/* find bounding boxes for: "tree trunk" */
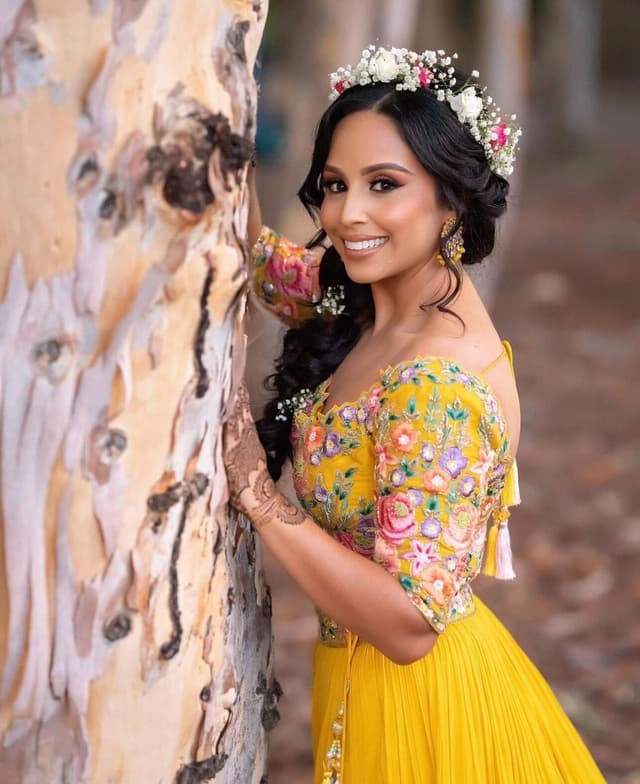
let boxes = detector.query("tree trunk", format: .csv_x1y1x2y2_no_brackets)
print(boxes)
0,2,274,782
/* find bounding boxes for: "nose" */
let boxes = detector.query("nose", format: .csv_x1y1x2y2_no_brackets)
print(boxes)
339,185,368,226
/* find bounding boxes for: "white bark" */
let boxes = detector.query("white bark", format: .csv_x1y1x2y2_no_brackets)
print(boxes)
0,2,273,782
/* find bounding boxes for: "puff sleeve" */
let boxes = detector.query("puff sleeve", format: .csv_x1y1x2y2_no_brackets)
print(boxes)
251,226,323,327
371,363,515,633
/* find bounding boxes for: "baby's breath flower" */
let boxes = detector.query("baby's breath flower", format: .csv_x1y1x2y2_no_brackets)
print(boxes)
315,285,346,317
275,388,313,421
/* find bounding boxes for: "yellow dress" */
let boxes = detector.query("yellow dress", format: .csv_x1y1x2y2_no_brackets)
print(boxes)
253,227,606,783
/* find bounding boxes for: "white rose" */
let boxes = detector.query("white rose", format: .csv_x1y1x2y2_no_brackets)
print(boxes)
447,86,483,123
370,51,399,82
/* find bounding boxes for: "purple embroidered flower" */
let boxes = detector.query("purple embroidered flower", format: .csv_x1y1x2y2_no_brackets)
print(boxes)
356,406,368,423
313,485,329,503
444,554,458,572
310,451,323,466
485,396,499,416
421,518,442,539
339,405,357,423
420,444,435,462
355,517,375,536
439,447,468,478
323,431,341,457
455,372,473,387
458,475,476,497
406,487,424,508
399,367,416,382
391,468,406,487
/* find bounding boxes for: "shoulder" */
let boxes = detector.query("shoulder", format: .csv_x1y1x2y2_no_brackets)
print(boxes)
373,357,508,450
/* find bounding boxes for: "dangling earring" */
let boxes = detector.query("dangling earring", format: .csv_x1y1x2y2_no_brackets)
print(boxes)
436,217,465,266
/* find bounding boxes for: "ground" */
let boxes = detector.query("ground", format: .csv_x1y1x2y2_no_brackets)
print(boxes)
263,90,640,783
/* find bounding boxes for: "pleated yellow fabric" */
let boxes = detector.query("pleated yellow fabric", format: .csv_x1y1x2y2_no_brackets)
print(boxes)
312,597,606,783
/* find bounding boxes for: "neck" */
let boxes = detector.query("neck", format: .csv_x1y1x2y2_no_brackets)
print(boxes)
368,260,465,338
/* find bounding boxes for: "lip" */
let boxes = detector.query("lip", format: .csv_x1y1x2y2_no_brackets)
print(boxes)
341,235,389,257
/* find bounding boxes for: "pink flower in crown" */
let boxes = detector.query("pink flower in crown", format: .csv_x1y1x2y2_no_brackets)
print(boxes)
490,122,509,152
418,68,434,87
266,252,316,299
334,79,352,94
378,492,415,542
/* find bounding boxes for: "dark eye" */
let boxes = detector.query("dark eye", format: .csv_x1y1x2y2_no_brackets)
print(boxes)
320,178,345,194
371,177,398,192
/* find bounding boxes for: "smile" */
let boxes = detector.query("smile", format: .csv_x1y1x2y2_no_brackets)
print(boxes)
343,237,388,251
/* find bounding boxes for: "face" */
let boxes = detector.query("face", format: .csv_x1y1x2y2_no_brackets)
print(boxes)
319,110,453,286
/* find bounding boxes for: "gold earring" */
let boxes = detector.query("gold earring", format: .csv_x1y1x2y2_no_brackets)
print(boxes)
436,217,465,266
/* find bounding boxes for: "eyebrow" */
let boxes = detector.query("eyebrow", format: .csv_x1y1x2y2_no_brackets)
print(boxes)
323,162,413,176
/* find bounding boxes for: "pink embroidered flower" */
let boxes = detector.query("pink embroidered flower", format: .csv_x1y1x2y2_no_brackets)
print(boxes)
470,449,497,483
335,530,375,557
275,301,298,322
375,442,398,473
374,536,400,571
366,386,384,414
489,122,509,152
418,68,434,87
422,467,451,494
378,493,415,542
405,539,439,576
422,565,455,606
266,252,316,299
390,422,418,453
305,425,325,453
443,503,479,552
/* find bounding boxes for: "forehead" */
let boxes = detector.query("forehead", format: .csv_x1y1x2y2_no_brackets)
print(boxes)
326,110,418,168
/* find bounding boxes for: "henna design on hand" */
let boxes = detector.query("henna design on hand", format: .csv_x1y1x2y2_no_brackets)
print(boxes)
223,383,305,529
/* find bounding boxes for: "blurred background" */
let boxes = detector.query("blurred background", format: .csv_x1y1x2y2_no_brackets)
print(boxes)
246,1,640,781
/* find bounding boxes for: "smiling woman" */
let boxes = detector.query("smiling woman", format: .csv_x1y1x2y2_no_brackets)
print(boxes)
226,45,606,784
319,112,451,288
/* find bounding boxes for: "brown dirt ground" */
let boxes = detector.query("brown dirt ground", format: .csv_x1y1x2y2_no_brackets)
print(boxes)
263,90,640,784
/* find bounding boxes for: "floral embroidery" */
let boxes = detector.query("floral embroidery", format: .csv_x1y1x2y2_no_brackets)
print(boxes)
422,467,451,493
390,422,419,452
252,226,322,326
378,492,416,542
281,349,517,641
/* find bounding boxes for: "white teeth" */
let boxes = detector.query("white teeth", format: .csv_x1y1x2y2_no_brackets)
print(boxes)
344,237,387,251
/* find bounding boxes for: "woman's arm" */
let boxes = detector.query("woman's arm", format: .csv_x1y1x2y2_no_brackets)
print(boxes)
247,163,263,251
223,385,437,665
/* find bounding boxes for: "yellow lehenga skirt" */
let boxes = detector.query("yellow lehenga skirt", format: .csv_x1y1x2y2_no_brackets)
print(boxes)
311,597,605,783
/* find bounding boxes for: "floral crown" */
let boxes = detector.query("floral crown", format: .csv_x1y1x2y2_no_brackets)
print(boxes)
329,46,522,177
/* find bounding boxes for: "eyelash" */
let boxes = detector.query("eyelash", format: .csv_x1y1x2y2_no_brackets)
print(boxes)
320,176,399,194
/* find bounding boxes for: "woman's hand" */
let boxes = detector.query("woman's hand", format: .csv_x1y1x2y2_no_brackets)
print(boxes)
223,383,305,529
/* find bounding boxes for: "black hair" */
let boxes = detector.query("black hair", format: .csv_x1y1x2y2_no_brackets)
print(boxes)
257,75,510,479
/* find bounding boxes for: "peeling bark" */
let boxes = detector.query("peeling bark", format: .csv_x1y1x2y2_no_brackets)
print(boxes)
0,2,272,782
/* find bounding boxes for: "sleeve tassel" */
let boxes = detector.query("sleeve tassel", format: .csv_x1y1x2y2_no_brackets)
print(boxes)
495,520,516,580
483,510,516,580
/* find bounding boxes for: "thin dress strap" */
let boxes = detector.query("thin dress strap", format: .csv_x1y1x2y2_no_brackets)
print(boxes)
481,339,515,377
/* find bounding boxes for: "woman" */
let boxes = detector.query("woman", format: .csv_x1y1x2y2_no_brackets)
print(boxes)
224,47,605,783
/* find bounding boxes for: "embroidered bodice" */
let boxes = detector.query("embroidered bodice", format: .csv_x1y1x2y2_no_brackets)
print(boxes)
252,227,520,639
